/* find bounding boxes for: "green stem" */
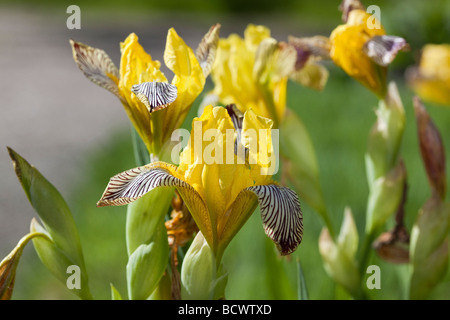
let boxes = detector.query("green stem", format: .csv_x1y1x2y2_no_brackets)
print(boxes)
150,113,163,157
358,229,376,281
319,206,336,240
260,84,280,129
352,230,378,300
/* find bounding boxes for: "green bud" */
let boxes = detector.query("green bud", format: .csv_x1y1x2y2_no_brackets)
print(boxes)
338,207,359,257
365,161,406,234
126,187,174,255
319,208,360,297
181,232,227,300
319,227,360,297
127,220,169,300
366,82,405,185
0,230,47,299
30,219,92,299
410,197,450,299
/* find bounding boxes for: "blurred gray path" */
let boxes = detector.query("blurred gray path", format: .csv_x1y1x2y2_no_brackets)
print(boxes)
0,5,317,250
0,7,128,248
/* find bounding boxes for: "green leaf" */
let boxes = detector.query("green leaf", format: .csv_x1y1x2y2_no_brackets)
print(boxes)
131,126,150,167
110,283,123,300
365,161,406,234
30,219,92,300
127,126,174,256
8,147,91,299
296,259,309,300
127,221,169,300
279,110,334,236
262,236,296,299
126,187,174,255
7,147,86,271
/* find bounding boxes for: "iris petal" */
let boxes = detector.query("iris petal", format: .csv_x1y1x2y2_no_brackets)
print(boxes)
70,40,120,98
247,184,303,255
96,161,215,249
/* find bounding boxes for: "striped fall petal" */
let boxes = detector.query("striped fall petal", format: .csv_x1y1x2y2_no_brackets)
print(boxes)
96,162,185,207
195,24,221,78
70,40,121,98
97,162,215,245
246,185,303,255
96,162,303,256
131,82,178,113
363,35,409,67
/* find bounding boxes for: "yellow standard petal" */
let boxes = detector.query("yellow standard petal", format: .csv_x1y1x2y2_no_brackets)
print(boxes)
162,28,206,143
212,24,291,126
241,108,275,183
118,33,168,152
244,24,271,53
177,106,255,218
409,44,450,106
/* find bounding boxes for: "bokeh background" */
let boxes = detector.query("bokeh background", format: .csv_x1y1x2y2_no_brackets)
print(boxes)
1,0,449,299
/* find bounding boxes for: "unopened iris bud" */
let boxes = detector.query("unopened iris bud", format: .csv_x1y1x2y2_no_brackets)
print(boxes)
181,232,227,300
0,230,48,299
365,82,405,185
366,161,406,235
413,97,446,200
410,197,450,299
319,208,360,297
126,221,169,300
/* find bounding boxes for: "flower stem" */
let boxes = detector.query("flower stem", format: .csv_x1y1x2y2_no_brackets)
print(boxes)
358,229,376,278
318,206,336,240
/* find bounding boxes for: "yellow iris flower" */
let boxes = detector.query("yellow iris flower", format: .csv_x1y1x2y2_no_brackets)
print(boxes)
330,9,387,97
71,25,220,158
211,24,329,128
211,25,294,127
96,105,303,261
329,0,409,99
407,44,450,106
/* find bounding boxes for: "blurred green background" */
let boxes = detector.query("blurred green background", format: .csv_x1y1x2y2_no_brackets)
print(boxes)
2,0,450,300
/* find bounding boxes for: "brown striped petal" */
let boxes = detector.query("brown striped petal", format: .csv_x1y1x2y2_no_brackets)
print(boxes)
288,35,332,63
247,184,303,255
363,35,409,67
70,40,121,98
97,162,182,207
196,24,221,78
97,162,215,249
131,81,178,113
338,0,365,22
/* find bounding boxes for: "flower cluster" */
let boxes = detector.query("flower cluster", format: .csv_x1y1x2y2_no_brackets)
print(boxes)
1,0,449,301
